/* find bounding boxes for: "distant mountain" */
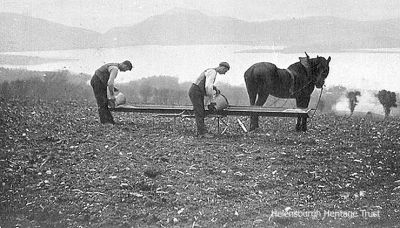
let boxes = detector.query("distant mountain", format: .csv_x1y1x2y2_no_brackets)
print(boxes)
280,17,400,52
2,9,400,52
0,13,101,52
101,8,250,46
102,8,400,51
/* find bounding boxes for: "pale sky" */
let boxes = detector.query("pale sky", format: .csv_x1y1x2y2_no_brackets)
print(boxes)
1,0,400,32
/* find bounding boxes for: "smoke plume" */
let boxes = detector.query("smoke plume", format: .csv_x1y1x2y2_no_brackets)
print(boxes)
346,91,361,116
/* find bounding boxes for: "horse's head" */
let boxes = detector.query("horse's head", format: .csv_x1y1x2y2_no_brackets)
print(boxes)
313,55,331,88
300,53,331,88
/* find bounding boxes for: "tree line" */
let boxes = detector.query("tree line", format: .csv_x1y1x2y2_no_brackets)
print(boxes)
1,67,397,116
0,69,92,102
0,68,251,106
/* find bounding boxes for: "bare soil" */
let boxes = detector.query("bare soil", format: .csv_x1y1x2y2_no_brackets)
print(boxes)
1,99,400,227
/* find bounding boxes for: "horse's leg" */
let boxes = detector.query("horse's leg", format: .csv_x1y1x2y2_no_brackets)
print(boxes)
295,97,302,131
249,115,258,131
296,96,310,132
249,106,259,131
301,115,308,132
245,76,259,131
247,86,257,106
295,116,302,132
251,91,269,130
255,92,269,106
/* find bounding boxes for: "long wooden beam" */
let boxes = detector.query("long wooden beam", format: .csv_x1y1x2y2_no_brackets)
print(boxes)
110,105,312,118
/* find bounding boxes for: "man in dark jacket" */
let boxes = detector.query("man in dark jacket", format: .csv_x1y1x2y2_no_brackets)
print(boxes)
188,62,230,137
90,60,133,124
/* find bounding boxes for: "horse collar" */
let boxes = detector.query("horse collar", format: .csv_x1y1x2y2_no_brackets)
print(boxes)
285,69,295,95
299,57,312,79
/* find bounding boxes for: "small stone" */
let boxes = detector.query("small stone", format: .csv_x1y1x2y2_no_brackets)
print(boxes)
120,183,129,188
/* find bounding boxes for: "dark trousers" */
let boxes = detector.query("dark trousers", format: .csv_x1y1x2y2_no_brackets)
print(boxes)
188,84,206,135
90,75,115,124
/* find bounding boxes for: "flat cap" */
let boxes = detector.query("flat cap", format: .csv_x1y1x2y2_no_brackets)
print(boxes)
122,60,133,71
219,62,230,70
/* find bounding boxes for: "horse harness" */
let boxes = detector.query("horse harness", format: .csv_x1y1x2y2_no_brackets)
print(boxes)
285,69,295,96
286,60,316,96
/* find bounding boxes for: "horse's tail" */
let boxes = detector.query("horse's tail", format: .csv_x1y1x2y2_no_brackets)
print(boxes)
244,64,260,106
244,65,254,82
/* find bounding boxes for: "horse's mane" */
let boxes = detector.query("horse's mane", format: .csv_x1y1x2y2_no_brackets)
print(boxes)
288,61,303,70
288,61,308,77
289,57,325,79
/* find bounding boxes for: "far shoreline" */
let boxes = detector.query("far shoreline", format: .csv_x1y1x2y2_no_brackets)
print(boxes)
0,54,77,65
235,48,400,54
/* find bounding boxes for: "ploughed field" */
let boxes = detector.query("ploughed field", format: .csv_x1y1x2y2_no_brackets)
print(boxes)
1,99,400,227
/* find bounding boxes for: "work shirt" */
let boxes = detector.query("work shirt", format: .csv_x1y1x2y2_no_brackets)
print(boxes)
94,63,120,86
194,68,217,97
95,63,120,98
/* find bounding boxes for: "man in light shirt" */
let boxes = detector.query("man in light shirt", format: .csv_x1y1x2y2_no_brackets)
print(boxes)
90,60,133,125
188,62,230,137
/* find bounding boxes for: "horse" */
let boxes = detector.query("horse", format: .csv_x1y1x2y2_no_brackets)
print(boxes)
244,52,331,131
